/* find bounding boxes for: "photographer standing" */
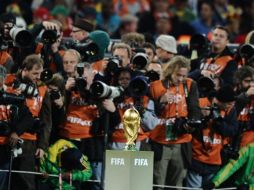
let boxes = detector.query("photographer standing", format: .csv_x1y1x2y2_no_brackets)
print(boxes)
185,85,239,188
45,73,66,144
59,63,119,190
5,54,52,190
149,56,201,190
234,66,254,147
189,26,237,85
0,64,40,190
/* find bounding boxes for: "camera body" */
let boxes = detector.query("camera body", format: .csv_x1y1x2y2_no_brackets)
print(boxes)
106,56,122,74
12,79,38,97
41,29,58,45
64,40,99,62
175,118,202,134
49,90,61,101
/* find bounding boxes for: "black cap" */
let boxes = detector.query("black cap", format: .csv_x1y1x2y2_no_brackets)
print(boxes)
73,18,95,32
61,148,88,171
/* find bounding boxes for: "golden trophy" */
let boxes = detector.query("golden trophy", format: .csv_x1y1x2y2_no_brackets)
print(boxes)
123,108,141,151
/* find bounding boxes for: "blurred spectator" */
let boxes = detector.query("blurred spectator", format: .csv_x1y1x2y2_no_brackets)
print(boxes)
169,0,196,23
154,13,172,38
32,7,51,26
238,0,254,43
96,0,121,35
111,14,138,39
121,32,145,48
113,0,150,16
138,0,171,36
191,0,217,36
51,5,72,37
6,3,27,27
213,0,237,26
225,8,242,43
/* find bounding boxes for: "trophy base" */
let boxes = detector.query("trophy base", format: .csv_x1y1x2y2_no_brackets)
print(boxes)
124,144,137,151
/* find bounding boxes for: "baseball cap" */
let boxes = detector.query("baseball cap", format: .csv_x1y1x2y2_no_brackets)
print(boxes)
155,35,177,54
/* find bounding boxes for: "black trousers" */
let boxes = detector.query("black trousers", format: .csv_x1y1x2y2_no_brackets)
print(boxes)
11,140,37,190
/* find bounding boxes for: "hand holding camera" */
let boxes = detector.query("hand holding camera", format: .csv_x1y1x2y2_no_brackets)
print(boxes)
102,99,116,113
65,77,75,91
245,86,254,97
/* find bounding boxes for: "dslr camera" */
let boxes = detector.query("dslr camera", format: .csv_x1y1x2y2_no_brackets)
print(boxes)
41,29,59,45
73,62,87,93
106,56,122,74
12,79,38,97
174,118,202,135
64,40,99,62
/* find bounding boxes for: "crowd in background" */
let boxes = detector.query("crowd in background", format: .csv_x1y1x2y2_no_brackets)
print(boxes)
1,0,254,190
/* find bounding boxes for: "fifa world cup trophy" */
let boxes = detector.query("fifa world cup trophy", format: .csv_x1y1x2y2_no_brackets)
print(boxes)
123,108,141,151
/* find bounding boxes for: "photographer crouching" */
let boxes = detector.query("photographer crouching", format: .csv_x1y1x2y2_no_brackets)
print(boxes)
4,54,51,190
185,85,239,188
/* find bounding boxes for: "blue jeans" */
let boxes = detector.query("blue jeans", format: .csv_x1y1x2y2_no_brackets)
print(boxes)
91,162,103,190
0,145,10,190
185,170,214,188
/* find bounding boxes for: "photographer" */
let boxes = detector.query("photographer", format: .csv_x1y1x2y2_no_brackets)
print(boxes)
62,49,80,83
0,15,14,73
59,63,120,190
234,66,254,147
112,43,132,68
149,56,201,190
0,65,37,190
109,68,159,150
45,73,66,144
5,54,52,190
39,20,65,74
185,85,239,188
189,26,237,85
0,16,59,72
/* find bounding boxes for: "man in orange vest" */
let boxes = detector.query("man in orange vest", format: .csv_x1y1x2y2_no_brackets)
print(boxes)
234,66,254,147
189,25,237,85
59,63,119,190
149,55,201,190
5,54,52,190
185,85,238,188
